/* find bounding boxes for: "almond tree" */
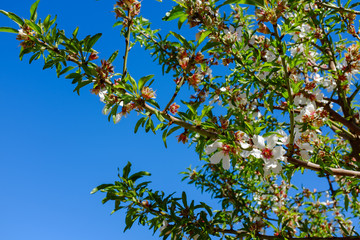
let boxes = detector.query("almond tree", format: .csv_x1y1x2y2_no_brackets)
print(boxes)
1,0,360,239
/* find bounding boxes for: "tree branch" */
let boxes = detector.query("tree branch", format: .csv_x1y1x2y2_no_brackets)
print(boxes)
316,1,360,15
122,10,132,78
288,157,360,177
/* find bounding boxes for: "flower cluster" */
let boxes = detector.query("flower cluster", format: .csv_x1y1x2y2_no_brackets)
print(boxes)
205,132,287,175
16,25,35,49
115,0,141,18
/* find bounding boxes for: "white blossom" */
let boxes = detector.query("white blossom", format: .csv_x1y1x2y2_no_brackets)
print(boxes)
290,43,304,57
113,113,122,124
251,135,286,175
98,88,107,103
264,49,276,62
205,141,231,170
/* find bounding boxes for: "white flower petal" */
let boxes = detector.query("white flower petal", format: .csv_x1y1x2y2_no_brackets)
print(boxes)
240,142,250,149
210,151,223,164
300,143,314,151
113,113,122,124
277,130,288,145
222,155,231,170
240,150,251,158
98,88,107,103
300,150,311,160
205,141,223,154
272,146,285,160
250,148,262,159
267,134,278,149
264,159,282,175
253,135,265,149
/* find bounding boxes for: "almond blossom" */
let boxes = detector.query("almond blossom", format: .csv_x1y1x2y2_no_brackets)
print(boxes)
205,140,231,170
98,88,107,102
251,135,286,175
294,102,327,127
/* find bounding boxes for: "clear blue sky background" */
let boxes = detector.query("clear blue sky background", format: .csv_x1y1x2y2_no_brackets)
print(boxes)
1,1,357,239
0,1,214,239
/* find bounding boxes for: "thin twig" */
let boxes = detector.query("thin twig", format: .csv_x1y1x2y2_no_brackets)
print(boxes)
273,23,295,156
122,10,132,78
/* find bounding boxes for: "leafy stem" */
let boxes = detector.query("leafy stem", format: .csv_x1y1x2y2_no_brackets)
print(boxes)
272,23,295,156
122,10,132,78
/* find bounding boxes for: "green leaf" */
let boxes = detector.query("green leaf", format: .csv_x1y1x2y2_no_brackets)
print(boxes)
43,15,50,29
0,10,24,26
65,72,82,79
170,31,191,49
200,202,213,216
146,99,160,109
128,75,137,93
90,184,113,194
43,59,58,70
154,122,166,131
162,129,168,148
154,110,165,122
19,46,34,60
0,27,18,33
200,105,213,119
128,171,151,182
162,5,185,21
30,0,40,21
182,101,197,115
108,50,119,63
113,21,123,28
197,30,211,45
123,162,132,179
345,194,349,211
138,74,154,91
201,41,220,52
244,121,254,134
350,1,360,8
29,51,41,64
182,191,187,207
145,117,154,133
25,19,42,34
58,66,75,77
73,79,92,95
134,117,146,133
167,126,182,138
85,33,102,51
72,27,79,38
178,15,187,30
82,64,97,76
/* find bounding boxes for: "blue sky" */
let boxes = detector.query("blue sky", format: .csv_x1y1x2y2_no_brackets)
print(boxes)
0,1,212,239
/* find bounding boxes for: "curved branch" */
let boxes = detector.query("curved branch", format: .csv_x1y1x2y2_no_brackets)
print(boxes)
316,1,360,15
321,103,360,135
288,157,360,178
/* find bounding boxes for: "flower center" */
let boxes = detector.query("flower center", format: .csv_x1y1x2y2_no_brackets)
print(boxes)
222,144,231,155
262,148,273,159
